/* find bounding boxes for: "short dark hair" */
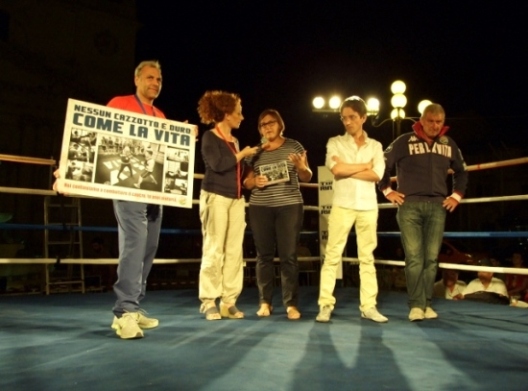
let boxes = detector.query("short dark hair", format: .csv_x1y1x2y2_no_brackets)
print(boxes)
258,109,285,133
339,96,367,117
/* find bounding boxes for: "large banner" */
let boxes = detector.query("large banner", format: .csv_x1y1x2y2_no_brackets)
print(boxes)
56,99,196,208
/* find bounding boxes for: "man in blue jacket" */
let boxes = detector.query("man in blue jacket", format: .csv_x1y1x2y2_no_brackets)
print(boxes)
378,103,468,321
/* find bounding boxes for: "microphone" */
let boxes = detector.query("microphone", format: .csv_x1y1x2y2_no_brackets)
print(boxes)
249,137,268,165
255,136,268,153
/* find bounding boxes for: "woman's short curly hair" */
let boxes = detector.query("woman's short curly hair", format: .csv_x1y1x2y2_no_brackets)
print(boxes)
197,90,241,125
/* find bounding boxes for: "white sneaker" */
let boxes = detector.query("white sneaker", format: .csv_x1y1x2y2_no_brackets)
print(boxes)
112,313,144,339
424,307,438,319
361,307,388,323
136,311,159,329
112,311,159,330
316,305,333,323
409,307,425,322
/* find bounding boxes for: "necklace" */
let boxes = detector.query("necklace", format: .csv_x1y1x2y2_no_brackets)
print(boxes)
215,126,241,199
134,94,156,116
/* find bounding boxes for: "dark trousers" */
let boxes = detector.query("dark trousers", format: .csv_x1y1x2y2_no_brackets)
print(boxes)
249,203,303,308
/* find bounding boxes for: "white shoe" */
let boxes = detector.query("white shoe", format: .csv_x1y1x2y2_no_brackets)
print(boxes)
112,311,159,330
316,305,333,323
361,307,388,323
409,307,425,322
112,313,144,339
424,307,438,319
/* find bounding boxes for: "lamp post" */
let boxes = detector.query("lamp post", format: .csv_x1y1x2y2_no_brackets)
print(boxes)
312,94,378,116
390,80,407,137
312,95,343,113
367,80,432,139
312,84,432,140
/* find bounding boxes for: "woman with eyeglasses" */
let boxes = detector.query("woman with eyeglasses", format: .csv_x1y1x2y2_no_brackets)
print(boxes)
243,109,313,320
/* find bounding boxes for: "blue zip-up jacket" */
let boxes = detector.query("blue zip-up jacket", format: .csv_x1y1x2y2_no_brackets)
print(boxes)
378,122,468,202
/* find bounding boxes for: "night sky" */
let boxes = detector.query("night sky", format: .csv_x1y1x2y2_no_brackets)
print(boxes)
134,1,528,167
2,1,527,256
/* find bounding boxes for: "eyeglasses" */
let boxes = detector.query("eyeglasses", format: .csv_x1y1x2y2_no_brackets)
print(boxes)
259,120,277,129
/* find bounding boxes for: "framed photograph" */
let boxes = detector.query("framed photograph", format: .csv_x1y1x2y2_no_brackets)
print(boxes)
259,161,290,185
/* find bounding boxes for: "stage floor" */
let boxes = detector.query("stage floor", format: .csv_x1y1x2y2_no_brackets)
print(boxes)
1,287,527,391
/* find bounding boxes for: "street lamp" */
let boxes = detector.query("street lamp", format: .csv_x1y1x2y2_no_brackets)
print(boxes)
390,80,407,136
313,94,378,115
312,95,343,113
312,86,432,139
366,97,380,117
368,80,432,138
418,99,433,115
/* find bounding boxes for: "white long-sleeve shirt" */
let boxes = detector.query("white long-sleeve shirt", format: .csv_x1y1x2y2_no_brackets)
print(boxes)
325,131,384,210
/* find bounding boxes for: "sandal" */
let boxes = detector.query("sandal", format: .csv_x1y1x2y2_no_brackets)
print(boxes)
200,302,221,320
256,303,273,317
220,303,244,319
287,306,301,320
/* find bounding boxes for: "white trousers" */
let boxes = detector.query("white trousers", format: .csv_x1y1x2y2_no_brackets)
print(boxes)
199,190,246,305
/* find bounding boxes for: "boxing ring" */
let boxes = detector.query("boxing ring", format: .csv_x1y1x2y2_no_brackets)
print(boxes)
2,153,528,391
1,153,528,294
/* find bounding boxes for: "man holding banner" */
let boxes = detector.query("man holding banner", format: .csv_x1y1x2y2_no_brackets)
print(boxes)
316,97,388,323
107,60,166,340
53,60,197,339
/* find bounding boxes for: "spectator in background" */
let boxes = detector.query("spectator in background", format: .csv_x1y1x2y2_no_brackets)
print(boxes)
505,251,528,300
463,258,508,300
89,236,113,259
433,269,466,300
488,256,505,282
